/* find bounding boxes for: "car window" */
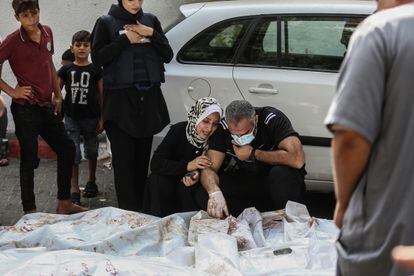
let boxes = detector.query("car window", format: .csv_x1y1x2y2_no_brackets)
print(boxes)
179,19,251,64
238,19,278,66
281,16,363,71
237,16,364,71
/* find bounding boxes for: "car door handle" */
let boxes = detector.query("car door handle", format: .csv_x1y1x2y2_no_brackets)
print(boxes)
248,87,279,95
187,86,194,92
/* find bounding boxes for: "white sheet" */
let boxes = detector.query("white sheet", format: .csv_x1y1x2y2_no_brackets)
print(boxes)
0,201,339,275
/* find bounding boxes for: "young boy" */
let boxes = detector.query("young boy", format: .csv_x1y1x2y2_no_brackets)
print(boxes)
0,0,87,214
58,30,104,205
61,48,75,66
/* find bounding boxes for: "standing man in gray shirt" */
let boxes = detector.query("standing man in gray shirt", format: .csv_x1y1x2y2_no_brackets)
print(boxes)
325,0,414,275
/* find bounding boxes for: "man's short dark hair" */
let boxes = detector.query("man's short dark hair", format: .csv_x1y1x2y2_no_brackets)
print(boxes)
71,30,91,44
225,100,256,124
12,0,39,15
61,49,75,63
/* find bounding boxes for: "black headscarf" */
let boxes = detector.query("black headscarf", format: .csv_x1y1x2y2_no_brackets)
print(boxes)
116,0,143,19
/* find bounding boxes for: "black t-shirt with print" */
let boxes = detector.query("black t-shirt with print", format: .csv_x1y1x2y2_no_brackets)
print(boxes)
58,63,102,120
209,107,298,173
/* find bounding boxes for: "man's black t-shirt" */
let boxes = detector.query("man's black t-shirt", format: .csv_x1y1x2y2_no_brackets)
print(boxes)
209,107,298,173
58,63,102,120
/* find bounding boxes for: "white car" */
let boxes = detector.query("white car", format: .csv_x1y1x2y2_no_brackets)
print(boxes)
162,0,376,190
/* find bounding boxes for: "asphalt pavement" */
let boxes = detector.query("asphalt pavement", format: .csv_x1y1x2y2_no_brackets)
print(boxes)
0,158,117,226
0,155,335,226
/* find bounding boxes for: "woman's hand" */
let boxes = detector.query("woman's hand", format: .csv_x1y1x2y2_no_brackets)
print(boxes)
124,21,154,37
187,155,212,171
125,30,144,44
182,171,200,187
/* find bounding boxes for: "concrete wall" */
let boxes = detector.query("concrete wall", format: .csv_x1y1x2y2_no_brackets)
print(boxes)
0,0,221,131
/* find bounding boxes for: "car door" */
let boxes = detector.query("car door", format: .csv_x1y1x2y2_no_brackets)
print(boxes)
163,18,252,125
232,15,365,189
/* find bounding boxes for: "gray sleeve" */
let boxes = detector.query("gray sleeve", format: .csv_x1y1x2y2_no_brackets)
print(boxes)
324,24,387,144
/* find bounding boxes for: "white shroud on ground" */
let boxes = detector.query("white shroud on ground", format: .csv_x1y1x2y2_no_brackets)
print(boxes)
0,201,338,275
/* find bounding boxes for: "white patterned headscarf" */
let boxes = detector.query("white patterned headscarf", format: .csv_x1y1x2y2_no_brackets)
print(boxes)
186,97,222,151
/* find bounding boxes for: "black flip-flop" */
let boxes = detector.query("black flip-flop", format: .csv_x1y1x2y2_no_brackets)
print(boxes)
83,181,99,198
71,192,81,205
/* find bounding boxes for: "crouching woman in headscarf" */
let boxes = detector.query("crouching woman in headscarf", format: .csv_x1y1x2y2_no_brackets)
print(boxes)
143,97,223,217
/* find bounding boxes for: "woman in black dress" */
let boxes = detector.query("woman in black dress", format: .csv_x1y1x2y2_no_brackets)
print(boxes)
144,97,223,217
91,0,173,211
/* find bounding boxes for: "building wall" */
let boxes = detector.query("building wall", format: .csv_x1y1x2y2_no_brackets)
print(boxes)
0,0,221,130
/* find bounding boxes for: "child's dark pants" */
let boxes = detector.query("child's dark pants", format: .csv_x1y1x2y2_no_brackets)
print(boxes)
11,102,75,212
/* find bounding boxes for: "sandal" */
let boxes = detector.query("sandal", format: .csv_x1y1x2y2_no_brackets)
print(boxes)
71,192,81,205
0,157,8,167
83,181,99,198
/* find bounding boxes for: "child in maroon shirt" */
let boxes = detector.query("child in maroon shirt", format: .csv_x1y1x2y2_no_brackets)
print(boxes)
0,0,87,214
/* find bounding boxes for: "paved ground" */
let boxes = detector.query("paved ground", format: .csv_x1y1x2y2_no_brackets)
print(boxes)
0,155,335,226
0,158,117,226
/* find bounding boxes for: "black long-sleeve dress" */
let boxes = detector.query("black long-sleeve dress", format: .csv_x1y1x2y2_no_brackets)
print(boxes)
91,4,173,211
144,122,203,217
91,3,172,138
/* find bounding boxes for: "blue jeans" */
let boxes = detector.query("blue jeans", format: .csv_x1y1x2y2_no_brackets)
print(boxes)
64,116,99,165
